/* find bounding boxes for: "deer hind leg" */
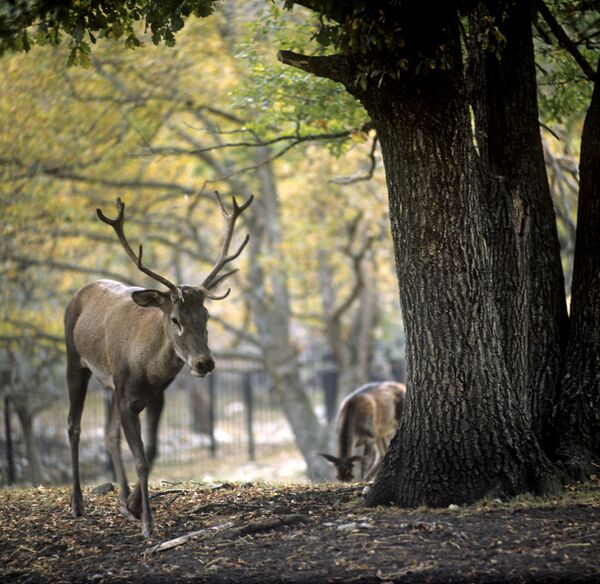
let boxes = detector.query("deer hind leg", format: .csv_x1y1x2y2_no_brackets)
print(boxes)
360,442,375,480
364,438,387,481
127,391,164,522
118,396,153,538
67,360,91,517
104,391,130,517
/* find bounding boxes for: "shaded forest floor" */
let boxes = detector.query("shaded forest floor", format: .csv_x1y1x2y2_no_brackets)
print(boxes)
1,479,599,583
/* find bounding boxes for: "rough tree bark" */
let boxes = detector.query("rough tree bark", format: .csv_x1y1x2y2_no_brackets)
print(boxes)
364,70,558,506
555,61,600,476
468,0,568,446
279,4,560,505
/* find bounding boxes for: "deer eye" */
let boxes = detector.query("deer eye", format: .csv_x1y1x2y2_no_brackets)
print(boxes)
171,317,182,330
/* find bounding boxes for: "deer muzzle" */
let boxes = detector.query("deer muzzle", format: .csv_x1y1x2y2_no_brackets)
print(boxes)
189,355,215,377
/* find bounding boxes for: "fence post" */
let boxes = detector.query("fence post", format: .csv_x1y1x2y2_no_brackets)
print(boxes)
322,369,339,424
3,396,15,485
243,373,256,462
104,391,116,481
208,373,217,459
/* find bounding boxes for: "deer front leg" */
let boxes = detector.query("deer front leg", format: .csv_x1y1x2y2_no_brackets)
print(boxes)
127,392,164,521
67,362,91,517
119,398,153,538
105,391,130,517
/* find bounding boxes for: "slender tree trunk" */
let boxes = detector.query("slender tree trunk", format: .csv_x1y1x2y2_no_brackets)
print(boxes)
318,247,378,447
15,408,44,485
363,50,559,507
248,147,333,481
555,62,600,476
349,252,379,383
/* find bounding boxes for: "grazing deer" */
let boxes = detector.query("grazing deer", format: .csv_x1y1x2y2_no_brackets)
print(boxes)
65,193,252,537
320,381,406,482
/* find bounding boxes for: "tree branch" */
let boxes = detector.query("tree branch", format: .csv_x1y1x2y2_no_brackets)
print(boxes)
277,50,354,86
329,135,378,185
135,128,358,158
209,314,261,348
536,0,597,82
0,319,64,346
5,255,133,284
331,234,374,322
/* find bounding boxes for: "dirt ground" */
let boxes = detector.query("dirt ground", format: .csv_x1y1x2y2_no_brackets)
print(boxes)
1,479,599,584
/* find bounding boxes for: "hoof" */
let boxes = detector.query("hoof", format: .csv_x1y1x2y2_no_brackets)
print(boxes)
71,496,84,517
141,518,154,538
126,494,142,519
126,503,142,519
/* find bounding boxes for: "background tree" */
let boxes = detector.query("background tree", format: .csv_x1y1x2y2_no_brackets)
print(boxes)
0,7,397,481
1,0,598,504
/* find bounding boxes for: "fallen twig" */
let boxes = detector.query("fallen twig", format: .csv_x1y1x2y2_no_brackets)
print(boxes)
150,488,189,500
144,514,307,556
225,514,306,537
144,521,234,556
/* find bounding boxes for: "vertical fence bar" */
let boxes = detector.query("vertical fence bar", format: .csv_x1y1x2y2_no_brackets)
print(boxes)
104,391,116,481
243,373,255,461
208,373,217,459
322,369,339,424
3,396,15,485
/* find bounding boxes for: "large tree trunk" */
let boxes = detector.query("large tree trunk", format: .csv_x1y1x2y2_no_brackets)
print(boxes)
278,3,561,504
468,0,568,446
361,38,559,507
555,62,600,476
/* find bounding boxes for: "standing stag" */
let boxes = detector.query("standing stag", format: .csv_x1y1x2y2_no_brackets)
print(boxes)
65,193,252,537
320,381,406,481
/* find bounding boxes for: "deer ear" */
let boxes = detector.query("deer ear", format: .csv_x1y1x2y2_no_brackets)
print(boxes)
132,289,170,308
319,453,340,465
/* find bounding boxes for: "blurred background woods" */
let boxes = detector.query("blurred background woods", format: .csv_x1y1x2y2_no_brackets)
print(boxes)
0,2,585,486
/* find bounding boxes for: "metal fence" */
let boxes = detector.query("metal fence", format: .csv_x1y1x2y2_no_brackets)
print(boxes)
0,352,332,487
1,352,406,487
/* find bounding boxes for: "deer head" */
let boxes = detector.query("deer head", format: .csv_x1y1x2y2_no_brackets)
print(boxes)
96,192,253,377
319,453,364,482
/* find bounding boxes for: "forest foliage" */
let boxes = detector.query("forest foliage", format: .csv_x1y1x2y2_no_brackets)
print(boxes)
0,0,594,484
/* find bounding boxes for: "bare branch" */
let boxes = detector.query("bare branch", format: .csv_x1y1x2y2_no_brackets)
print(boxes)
329,135,379,185
209,314,261,348
331,236,374,322
134,128,359,158
0,319,64,346
0,158,201,196
4,255,132,283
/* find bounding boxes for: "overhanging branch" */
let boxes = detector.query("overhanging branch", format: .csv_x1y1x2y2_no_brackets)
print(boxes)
536,0,596,82
277,50,353,86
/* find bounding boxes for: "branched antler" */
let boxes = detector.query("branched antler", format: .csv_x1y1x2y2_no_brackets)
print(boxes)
197,191,253,300
97,198,182,301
